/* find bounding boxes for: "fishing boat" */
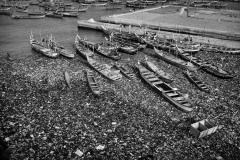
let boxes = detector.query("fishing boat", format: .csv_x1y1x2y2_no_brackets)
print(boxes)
137,63,193,112
104,5,122,10
0,7,11,11
78,7,88,12
114,63,138,81
45,11,63,18
117,45,138,55
86,70,101,96
217,47,240,55
79,36,121,61
16,8,29,13
92,3,107,7
48,36,75,58
75,34,94,59
12,15,45,19
0,10,12,15
28,10,45,16
175,46,235,79
101,25,144,44
111,35,146,51
154,47,198,71
183,70,210,93
86,56,122,81
29,33,59,58
94,41,121,60
62,12,78,17
145,57,174,83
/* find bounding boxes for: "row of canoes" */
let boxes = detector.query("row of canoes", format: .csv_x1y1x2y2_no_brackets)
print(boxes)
30,30,236,113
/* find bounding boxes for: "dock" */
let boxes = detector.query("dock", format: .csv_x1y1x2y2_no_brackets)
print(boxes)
78,5,240,47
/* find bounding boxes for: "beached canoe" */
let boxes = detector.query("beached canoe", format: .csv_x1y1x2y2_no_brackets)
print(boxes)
30,33,59,58
86,56,122,81
154,47,198,71
86,70,101,96
114,63,138,81
111,36,146,51
49,40,75,58
183,70,210,93
145,57,174,83
75,34,94,59
176,46,235,79
80,37,121,61
137,63,193,112
12,15,45,19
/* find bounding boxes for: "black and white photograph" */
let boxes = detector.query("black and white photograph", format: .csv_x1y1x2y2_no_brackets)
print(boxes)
0,0,240,159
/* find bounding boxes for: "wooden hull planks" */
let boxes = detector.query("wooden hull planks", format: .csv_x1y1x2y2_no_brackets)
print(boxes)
114,64,138,81
176,46,236,79
75,34,94,59
30,33,59,58
154,47,198,71
137,64,193,112
145,58,174,84
86,70,101,96
183,70,210,93
86,56,122,81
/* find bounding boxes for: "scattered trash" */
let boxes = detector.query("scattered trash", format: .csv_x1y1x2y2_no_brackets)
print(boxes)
74,149,84,157
96,145,105,150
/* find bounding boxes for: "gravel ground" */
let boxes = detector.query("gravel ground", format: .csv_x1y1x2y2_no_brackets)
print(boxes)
0,47,240,160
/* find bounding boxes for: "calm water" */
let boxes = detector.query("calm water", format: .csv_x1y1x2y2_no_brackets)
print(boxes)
0,1,239,59
0,1,135,59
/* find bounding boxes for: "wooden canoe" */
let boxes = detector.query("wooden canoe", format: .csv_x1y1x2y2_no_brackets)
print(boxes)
183,70,210,93
145,58,174,83
114,64,138,81
30,33,59,58
86,56,122,81
86,70,101,96
75,34,94,59
137,63,193,112
176,46,236,79
79,36,121,61
154,47,198,71
50,40,75,58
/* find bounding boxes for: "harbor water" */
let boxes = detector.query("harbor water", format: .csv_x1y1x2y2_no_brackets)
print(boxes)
0,1,133,59
0,0,240,59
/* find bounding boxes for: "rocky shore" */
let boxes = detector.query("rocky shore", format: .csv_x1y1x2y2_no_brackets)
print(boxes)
0,47,240,159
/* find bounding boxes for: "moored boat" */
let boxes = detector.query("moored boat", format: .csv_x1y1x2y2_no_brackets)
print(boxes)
114,63,138,81
79,36,121,61
137,63,193,112
145,56,174,83
183,70,210,93
154,47,198,71
62,12,78,17
75,34,94,59
49,37,75,58
45,11,63,18
86,70,101,96
175,46,235,79
29,33,59,58
86,56,122,81
12,15,45,19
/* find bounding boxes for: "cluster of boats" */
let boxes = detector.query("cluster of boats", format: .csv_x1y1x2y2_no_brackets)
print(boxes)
29,24,238,112
0,0,90,18
172,0,228,9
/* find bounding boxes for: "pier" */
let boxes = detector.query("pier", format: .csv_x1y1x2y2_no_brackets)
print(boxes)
78,5,240,48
